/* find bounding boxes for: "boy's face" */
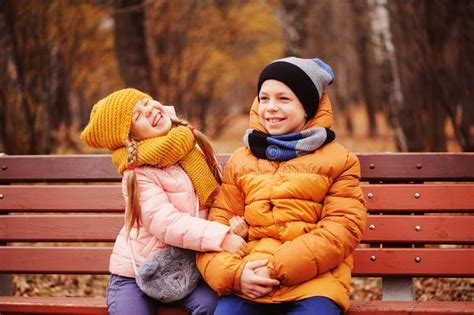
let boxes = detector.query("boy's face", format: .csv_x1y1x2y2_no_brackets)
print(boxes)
258,80,307,135
130,98,173,141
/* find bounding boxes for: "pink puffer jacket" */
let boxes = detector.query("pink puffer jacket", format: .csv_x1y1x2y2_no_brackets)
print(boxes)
109,165,230,278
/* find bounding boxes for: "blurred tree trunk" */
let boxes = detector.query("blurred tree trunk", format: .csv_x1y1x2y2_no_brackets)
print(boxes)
350,0,378,137
448,1,474,151
0,2,9,152
369,0,412,152
0,1,41,153
385,0,472,151
113,0,155,96
0,88,7,153
279,0,310,56
0,1,81,154
422,1,451,151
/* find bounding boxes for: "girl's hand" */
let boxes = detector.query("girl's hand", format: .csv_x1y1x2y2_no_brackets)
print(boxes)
221,233,247,256
240,260,280,299
229,216,249,239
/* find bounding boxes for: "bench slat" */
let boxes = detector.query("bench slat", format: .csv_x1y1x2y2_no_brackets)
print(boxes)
1,153,473,182
0,297,473,314
0,296,187,314
0,296,107,314
0,155,120,182
1,247,473,276
362,215,474,244
0,247,110,274
347,301,474,314
358,153,474,181
1,215,473,244
2,184,473,212
354,248,474,277
364,184,474,212
0,215,122,241
0,186,123,212
0,298,473,314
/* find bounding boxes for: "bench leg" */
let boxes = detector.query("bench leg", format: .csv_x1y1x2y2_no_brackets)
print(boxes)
0,274,13,296
382,277,414,301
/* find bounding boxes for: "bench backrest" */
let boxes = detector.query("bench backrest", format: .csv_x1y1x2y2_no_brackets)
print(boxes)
1,153,473,279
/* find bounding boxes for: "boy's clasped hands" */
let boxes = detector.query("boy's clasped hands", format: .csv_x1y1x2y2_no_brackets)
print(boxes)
222,216,280,299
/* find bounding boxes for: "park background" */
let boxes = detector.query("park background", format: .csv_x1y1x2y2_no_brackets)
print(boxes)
1,0,472,302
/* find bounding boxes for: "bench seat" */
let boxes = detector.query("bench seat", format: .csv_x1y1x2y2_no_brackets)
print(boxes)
1,153,473,314
0,297,473,314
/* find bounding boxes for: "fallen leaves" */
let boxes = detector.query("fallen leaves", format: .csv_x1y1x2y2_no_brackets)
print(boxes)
13,275,473,301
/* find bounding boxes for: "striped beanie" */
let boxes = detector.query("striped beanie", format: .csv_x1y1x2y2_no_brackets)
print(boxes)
257,57,335,120
81,88,151,150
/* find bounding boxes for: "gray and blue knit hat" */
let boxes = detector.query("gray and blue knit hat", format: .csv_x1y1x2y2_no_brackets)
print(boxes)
257,57,335,120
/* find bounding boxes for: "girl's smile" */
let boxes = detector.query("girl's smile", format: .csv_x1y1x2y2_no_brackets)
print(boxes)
152,112,162,127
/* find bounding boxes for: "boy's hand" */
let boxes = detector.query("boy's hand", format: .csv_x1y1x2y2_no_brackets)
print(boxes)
254,265,271,279
229,216,249,239
221,233,247,257
240,260,280,299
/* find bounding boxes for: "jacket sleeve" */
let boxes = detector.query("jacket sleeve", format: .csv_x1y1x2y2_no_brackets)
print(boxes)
267,151,367,286
196,153,247,295
133,170,230,252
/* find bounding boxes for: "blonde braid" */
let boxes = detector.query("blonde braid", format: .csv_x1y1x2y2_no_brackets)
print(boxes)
127,138,138,166
125,138,141,237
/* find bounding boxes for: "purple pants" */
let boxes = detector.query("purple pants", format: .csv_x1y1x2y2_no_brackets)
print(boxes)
106,274,218,315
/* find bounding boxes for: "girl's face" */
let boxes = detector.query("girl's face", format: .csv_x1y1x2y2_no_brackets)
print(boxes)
130,98,173,141
258,80,307,135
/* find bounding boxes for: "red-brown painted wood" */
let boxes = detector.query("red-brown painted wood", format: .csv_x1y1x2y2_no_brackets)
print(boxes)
2,184,474,212
0,247,111,274
0,297,107,314
358,152,474,182
1,214,473,244
0,186,124,212
1,153,473,182
0,215,122,241
364,184,474,212
0,155,120,182
0,296,187,314
1,247,473,276
353,248,474,277
347,301,474,314
362,215,474,244
1,153,473,314
0,297,472,314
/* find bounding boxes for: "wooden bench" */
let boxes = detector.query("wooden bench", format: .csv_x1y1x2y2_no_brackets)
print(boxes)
0,153,473,314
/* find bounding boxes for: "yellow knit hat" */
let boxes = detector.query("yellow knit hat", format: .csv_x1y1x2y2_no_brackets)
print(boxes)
81,88,151,150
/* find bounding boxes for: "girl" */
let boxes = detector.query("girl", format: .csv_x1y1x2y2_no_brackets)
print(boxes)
80,88,247,315
197,57,367,314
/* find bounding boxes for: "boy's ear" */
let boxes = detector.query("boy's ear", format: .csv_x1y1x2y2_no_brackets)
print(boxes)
164,105,178,120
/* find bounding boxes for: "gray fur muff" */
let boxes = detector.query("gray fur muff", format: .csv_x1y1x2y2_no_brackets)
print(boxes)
135,246,201,303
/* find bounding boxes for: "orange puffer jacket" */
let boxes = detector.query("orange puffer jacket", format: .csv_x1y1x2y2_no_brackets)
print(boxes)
196,94,367,311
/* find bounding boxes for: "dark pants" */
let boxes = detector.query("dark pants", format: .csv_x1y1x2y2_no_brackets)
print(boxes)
106,274,218,315
214,294,342,315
